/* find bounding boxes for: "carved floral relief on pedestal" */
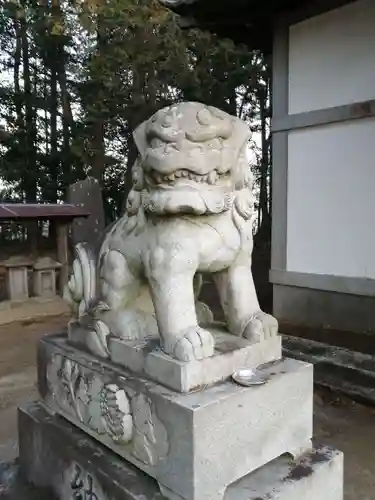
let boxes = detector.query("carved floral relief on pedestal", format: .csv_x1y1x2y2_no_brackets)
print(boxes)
46,354,169,466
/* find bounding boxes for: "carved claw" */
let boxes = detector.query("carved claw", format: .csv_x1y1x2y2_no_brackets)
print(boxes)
196,300,214,325
83,320,110,359
166,327,215,362
243,311,278,342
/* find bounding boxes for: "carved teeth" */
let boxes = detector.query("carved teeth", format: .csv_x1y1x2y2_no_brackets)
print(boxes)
149,169,220,184
208,171,217,184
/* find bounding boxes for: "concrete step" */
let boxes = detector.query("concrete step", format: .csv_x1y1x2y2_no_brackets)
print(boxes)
0,461,53,500
283,335,375,405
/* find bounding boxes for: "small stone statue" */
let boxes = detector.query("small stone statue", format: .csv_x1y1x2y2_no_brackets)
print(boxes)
64,102,278,362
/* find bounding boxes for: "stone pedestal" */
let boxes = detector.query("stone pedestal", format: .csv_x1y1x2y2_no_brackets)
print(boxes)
15,327,344,500
19,402,344,500
3,257,32,301
33,257,62,297
37,333,313,500
14,331,343,500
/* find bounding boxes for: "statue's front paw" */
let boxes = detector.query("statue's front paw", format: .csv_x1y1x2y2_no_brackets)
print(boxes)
243,311,278,342
164,327,215,362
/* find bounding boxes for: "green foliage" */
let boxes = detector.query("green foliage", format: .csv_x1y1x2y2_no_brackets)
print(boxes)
0,0,271,227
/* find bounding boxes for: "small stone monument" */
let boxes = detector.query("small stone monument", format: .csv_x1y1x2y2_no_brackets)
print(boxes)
33,256,62,297
67,176,106,254
3,256,32,301
17,103,344,500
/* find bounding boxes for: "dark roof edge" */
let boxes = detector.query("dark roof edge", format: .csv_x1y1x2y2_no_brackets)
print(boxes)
160,0,357,50
161,0,197,5
159,0,275,51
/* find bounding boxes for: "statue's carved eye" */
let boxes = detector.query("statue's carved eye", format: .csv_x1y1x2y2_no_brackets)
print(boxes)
197,108,212,126
162,113,174,127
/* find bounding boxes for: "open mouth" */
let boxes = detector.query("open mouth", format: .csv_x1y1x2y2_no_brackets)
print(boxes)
145,169,229,186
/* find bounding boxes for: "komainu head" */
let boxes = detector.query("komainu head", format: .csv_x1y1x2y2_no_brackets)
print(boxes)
132,102,253,216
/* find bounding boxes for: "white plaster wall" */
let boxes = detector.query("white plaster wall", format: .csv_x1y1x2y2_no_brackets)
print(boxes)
288,0,375,114
286,117,375,279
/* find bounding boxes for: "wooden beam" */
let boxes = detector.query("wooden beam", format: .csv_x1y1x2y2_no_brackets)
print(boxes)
272,98,375,133
270,268,375,297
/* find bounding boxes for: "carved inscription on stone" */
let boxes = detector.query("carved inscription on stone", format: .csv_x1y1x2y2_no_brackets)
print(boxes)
70,464,102,500
46,354,169,466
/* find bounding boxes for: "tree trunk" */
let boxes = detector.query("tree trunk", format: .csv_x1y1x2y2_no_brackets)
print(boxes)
122,132,138,212
88,15,106,184
258,81,271,239
20,4,37,202
58,66,74,193
48,61,59,203
13,16,24,133
267,58,273,222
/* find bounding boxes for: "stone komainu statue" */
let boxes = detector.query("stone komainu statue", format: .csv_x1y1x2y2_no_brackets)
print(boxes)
64,102,278,362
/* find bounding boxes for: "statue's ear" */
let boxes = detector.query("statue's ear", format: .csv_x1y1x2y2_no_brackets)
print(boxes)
133,120,148,159
227,119,252,190
231,118,252,156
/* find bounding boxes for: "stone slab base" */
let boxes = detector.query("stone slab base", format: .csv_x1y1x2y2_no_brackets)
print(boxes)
18,402,344,500
38,333,313,500
228,445,343,500
69,321,282,393
18,402,158,500
0,461,53,500
110,327,282,392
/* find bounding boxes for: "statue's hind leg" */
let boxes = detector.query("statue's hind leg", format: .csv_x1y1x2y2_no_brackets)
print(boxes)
98,249,157,340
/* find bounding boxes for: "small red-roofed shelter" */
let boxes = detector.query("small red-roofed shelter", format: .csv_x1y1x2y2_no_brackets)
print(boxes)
0,203,90,297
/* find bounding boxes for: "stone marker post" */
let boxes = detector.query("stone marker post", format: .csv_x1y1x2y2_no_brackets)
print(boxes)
67,177,106,253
